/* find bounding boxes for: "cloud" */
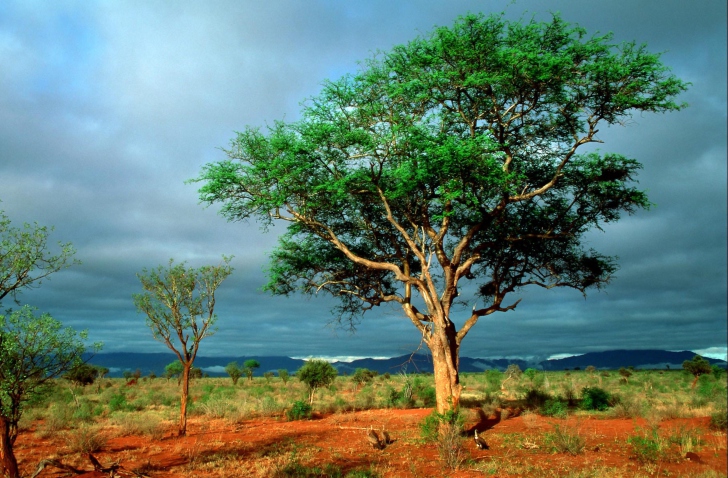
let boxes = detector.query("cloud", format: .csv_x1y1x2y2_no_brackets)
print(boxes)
0,0,725,360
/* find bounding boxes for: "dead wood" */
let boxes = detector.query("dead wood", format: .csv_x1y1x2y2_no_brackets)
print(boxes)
31,454,150,478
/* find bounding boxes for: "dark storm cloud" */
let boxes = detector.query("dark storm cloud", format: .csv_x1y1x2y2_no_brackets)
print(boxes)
0,0,725,361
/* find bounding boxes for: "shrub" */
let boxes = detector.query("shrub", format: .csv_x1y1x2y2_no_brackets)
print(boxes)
65,425,107,453
710,407,727,431
581,386,612,411
628,427,666,463
419,409,467,470
524,388,550,409
541,399,568,418
225,361,243,385
286,400,312,421
297,360,338,405
352,368,378,386
278,369,290,384
711,365,726,379
484,369,502,391
64,363,101,386
109,392,129,412
543,424,585,455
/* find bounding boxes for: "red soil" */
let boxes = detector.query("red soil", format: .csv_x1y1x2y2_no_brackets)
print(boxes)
15,409,728,477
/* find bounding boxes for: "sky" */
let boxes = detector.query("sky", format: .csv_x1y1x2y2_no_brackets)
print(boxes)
1,0,726,362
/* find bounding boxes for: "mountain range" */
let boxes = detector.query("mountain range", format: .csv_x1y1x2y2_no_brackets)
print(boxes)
87,349,726,378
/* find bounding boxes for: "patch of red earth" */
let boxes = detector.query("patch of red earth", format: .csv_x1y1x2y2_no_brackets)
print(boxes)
15,409,728,477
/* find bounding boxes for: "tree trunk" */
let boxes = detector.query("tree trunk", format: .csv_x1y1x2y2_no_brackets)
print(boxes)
179,363,191,436
0,416,19,478
428,330,462,414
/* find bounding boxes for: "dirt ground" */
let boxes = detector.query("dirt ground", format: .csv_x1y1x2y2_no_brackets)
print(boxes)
15,408,728,477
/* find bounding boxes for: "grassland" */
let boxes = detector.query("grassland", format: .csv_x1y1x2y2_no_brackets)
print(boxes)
14,367,728,477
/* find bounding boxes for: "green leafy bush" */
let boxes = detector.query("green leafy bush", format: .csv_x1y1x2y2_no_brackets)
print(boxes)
541,399,568,418
286,400,312,421
581,386,612,411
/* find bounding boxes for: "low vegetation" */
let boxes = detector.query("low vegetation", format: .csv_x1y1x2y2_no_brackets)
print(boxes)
11,364,727,476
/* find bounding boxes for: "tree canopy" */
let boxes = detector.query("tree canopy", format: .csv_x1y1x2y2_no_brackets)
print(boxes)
0,306,98,477
192,13,688,412
0,208,78,305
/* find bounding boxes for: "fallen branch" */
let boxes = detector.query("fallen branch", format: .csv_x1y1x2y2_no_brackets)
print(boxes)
31,454,151,478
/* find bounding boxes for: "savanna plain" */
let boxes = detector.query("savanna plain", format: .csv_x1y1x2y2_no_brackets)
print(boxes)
16,367,728,478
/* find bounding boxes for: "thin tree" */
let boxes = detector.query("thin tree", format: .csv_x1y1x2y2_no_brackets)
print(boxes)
133,256,233,436
0,306,98,478
192,13,688,413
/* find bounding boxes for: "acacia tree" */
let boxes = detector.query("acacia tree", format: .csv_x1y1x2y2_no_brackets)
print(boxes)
1,208,78,305
682,355,712,389
0,307,97,478
192,14,688,413
243,359,260,381
133,257,233,436
0,209,86,477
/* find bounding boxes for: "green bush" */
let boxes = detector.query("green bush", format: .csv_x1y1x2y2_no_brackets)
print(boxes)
710,407,727,431
109,392,129,412
541,399,568,418
628,427,666,463
286,400,312,421
581,386,612,411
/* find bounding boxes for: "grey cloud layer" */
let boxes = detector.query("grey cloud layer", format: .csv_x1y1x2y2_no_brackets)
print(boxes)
0,0,725,360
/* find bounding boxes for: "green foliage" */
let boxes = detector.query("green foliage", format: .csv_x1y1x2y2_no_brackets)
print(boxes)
297,360,338,404
627,427,666,463
709,407,727,431
541,399,569,418
580,387,613,411
711,365,725,379
278,369,290,384
352,368,378,386
419,409,466,469
64,363,102,386
191,12,687,412
0,306,98,443
109,392,130,412
264,371,274,382
0,208,79,305
419,408,464,443
225,361,243,385
286,400,312,421
133,257,233,366
165,361,184,382
243,359,261,380
484,370,503,391
683,355,713,380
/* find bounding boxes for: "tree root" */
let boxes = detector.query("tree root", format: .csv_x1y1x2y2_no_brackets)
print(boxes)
31,454,150,478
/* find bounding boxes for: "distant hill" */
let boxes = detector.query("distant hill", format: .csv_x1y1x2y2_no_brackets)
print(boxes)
87,349,726,378
539,349,726,371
